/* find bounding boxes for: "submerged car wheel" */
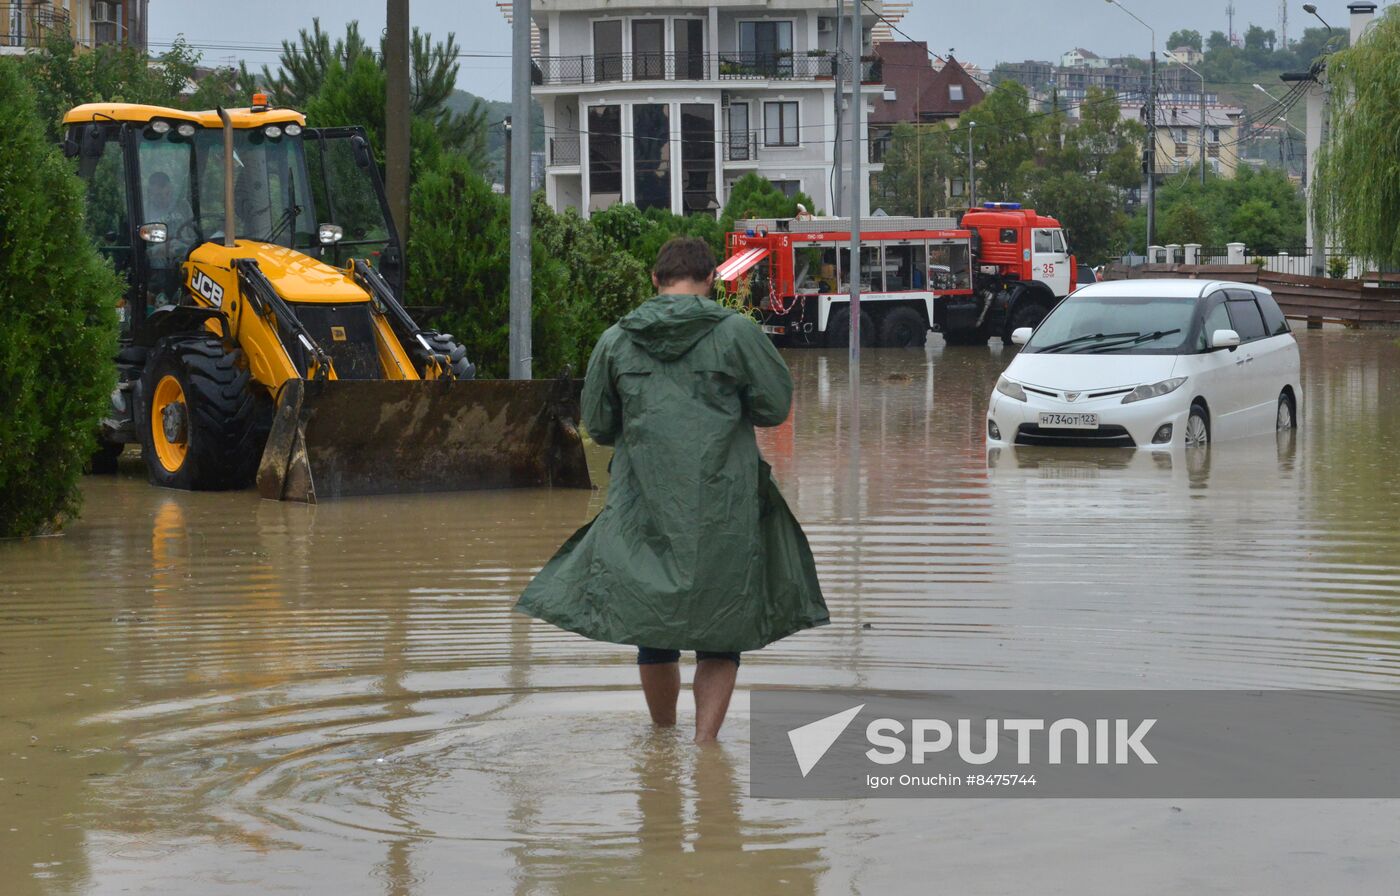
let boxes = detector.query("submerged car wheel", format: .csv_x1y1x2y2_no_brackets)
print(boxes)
1185,403,1210,447
1276,391,1295,431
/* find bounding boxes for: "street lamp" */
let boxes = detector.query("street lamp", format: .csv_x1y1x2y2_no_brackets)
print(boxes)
1106,0,1156,254
1302,4,1333,35
1163,51,1208,185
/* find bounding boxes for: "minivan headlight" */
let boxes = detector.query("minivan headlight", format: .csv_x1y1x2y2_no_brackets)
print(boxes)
996,376,1027,402
1121,377,1187,404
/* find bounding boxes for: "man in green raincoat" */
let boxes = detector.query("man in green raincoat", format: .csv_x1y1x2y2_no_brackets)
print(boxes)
517,237,827,742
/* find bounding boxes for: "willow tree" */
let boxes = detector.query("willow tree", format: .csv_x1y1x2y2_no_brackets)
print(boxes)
1313,9,1400,268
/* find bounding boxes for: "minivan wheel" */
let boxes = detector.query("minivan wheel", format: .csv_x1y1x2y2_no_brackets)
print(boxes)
1185,403,1210,447
1276,392,1295,431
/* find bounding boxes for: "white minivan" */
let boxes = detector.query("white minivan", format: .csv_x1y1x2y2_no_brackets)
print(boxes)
986,280,1301,449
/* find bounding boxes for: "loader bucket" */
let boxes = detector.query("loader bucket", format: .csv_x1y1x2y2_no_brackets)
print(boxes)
256,377,593,502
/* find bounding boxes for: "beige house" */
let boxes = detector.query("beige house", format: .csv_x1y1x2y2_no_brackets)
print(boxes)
2,0,147,55
1124,105,1244,180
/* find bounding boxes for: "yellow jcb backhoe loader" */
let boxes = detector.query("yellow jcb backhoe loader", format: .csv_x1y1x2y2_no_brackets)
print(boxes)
66,97,590,501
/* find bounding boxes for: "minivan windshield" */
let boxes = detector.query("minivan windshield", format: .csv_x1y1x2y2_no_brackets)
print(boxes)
1022,294,1197,354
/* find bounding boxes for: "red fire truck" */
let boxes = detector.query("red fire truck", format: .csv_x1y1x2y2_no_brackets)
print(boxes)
719,203,1075,347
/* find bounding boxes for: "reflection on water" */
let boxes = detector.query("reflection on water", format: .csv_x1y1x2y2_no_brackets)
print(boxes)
1,330,1398,894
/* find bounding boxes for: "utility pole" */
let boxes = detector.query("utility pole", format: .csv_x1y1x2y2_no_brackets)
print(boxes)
833,6,844,216
1107,1,1157,254
384,0,410,239
1147,48,1156,250
847,0,862,360
503,116,512,188
509,0,532,379
967,121,976,207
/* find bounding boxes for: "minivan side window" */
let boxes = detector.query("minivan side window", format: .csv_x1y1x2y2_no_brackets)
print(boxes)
1226,298,1268,342
1199,298,1232,351
1251,292,1289,336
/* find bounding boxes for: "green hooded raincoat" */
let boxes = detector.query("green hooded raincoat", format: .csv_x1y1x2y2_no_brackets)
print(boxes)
516,295,828,653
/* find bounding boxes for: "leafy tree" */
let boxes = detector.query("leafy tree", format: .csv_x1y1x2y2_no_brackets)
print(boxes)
1314,8,1400,267
1126,166,1305,253
1168,30,1203,52
1160,202,1212,246
1206,30,1231,52
18,31,201,140
261,19,488,172
870,122,960,216
963,81,1037,202
0,61,120,536
718,173,815,234
408,160,650,379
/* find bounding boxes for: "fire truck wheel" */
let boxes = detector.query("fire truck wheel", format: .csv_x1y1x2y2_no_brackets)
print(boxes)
878,307,928,348
1004,295,1052,344
825,308,876,348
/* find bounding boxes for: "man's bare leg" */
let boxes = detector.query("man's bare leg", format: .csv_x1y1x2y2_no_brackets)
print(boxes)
693,658,738,743
640,661,680,727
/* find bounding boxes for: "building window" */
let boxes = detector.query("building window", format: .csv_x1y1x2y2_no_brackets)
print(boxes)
593,21,622,82
632,19,665,80
633,104,672,212
727,103,752,160
950,177,965,197
674,19,706,79
739,21,793,76
587,105,622,211
769,179,802,198
949,83,964,102
1210,127,1220,143
681,104,717,214
763,101,799,147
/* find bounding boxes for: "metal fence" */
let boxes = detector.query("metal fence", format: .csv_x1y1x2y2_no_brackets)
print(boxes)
1102,262,1400,327
1,3,69,48
548,135,579,167
533,51,879,86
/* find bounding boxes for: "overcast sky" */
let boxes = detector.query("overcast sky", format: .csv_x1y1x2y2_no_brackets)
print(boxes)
149,1,1394,101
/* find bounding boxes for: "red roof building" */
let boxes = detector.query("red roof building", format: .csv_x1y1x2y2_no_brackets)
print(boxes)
870,42,985,125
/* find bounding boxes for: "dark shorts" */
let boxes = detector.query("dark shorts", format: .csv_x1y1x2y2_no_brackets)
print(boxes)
637,646,741,667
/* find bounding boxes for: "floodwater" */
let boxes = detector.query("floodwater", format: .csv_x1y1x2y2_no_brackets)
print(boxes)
2,330,1399,895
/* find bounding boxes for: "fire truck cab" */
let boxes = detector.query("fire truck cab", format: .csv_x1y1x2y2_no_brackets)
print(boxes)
720,203,1073,347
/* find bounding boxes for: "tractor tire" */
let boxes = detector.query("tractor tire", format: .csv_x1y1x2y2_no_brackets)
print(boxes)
1003,291,1052,344
878,307,928,348
138,336,268,491
825,307,876,348
420,330,477,381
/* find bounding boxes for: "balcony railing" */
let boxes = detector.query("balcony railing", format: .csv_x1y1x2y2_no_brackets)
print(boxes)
724,130,759,162
533,51,878,86
548,135,580,167
1,4,70,48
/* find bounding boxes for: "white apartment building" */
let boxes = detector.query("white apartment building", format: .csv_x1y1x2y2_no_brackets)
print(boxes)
523,0,888,218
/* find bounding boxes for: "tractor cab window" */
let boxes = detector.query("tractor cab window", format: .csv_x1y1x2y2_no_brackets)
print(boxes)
303,129,397,276
135,128,198,306
75,128,134,335
190,127,315,251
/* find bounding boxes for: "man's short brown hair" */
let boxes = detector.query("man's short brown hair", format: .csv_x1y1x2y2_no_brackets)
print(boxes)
652,237,717,287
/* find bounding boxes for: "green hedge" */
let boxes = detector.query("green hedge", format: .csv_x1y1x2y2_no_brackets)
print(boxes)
0,61,120,537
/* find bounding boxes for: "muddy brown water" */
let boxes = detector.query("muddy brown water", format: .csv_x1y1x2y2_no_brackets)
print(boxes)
3,330,1399,895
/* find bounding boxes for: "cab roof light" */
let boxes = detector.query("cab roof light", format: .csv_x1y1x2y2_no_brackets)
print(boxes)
982,202,1022,210
251,92,269,112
